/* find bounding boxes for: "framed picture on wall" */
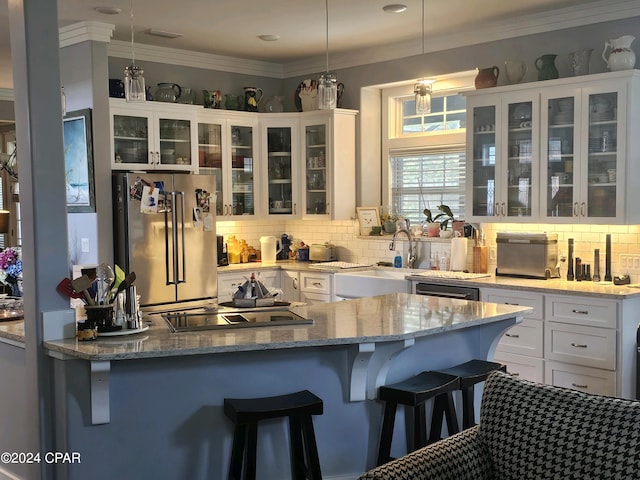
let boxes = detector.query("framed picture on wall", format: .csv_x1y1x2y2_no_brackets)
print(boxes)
63,108,95,213
356,206,381,235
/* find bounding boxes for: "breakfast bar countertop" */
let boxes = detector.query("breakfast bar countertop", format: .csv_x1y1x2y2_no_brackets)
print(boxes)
39,293,531,361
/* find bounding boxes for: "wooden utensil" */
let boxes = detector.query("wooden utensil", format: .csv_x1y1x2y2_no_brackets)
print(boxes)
71,274,95,306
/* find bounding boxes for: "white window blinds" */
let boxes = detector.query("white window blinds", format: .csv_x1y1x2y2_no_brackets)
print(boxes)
389,147,466,225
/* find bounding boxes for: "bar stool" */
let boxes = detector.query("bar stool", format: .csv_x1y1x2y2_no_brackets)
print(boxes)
224,389,323,480
376,371,460,466
435,359,506,430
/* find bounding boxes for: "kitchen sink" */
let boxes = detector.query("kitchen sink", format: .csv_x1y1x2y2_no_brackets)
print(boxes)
334,268,413,299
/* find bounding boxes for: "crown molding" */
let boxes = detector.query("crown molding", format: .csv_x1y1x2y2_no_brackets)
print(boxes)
59,21,115,48
283,0,640,77
100,0,639,79
107,41,285,78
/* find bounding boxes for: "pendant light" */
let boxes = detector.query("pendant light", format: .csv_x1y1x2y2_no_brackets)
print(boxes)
414,0,432,114
317,0,337,110
124,0,146,102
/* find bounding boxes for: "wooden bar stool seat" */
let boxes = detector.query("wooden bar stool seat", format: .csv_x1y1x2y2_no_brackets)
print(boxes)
435,359,506,430
376,371,460,466
224,389,323,480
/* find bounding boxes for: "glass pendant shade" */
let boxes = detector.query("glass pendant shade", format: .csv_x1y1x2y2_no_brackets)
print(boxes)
414,82,432,114
124,64,146,102
318,72,337,110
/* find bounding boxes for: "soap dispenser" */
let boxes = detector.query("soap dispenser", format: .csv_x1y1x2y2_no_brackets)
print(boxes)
394,251,402,268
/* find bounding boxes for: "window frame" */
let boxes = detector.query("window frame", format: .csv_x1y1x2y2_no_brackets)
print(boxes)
381,72,476,217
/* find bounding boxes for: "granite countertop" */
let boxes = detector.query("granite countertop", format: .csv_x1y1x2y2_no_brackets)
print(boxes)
40,293,530,361
406,273,640,299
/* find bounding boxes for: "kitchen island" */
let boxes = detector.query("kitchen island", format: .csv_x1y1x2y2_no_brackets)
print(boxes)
2,293,530,480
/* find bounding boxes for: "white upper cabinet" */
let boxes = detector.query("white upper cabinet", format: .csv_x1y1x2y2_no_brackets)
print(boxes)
110,99,198,172
465,70,640,224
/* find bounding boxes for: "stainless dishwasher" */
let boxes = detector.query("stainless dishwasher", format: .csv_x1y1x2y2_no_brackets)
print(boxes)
413,282,480,301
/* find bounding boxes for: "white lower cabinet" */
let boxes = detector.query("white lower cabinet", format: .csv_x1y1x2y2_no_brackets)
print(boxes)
483,288,545,383
483,287,629,398
545,360,616,396
217,269,280,303
279,270,333,303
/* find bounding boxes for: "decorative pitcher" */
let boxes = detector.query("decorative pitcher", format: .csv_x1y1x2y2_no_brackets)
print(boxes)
154,83,182,103
568,48,593,76
109,78,125,98
203,90,221,109
243,87,263,112
534,54,559,81
474,66,499,89
504,61,527,84
602,35,636,71
224,94,243,110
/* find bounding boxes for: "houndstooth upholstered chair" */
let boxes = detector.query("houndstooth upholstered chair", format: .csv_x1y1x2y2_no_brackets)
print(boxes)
360,370,640,480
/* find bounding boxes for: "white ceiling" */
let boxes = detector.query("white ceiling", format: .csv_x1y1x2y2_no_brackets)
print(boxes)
0,0,635,88
0,0,616,65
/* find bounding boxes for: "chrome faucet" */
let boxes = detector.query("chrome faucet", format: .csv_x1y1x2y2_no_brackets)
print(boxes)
389,220,417,268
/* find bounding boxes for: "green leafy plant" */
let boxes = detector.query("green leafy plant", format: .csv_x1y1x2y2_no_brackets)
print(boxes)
423,205,455,230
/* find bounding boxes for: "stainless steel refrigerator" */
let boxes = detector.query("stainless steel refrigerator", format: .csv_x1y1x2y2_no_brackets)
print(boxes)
113,172,217,311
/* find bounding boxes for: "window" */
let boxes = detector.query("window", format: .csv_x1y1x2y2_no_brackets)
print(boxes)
390,148,466,223
382,73,475,226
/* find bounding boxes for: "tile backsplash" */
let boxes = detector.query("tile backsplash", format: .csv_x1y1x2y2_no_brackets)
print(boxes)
217,219,640,281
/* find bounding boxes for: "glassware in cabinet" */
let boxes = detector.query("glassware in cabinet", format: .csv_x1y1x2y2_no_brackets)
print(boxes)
266,126,294,215
158,117,192,166
230,125,255,216
470,105,497,217
305,124,327,215
198,122,223,215
113,114,150,166
506,101,534,217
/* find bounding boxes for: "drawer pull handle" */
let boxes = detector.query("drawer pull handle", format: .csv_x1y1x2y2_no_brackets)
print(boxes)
505,302,520,306
572,309,589,315
505,333,520,338
570,342,588,348
572,383,588,389
511,372,520,377
312,282,323,287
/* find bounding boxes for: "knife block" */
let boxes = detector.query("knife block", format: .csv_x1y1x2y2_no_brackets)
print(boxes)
473,246,488,273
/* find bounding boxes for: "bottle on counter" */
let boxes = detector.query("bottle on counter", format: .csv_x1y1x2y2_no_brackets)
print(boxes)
394,251,402,268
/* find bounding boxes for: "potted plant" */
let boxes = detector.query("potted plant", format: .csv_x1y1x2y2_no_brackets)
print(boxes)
423,208,442,237
435,204,465,235
381,211,399,234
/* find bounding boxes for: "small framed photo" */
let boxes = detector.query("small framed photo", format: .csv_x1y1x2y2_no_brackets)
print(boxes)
356,207,381,235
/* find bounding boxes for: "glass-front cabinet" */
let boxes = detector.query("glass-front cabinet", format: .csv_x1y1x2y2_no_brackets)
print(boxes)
466,92,539,222
541,81,626,223
197,112,258,218
110,99,197,172
300,109,357,220
260,116,300,217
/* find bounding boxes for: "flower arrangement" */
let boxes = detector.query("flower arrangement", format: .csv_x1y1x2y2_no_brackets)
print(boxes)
0,247,22,286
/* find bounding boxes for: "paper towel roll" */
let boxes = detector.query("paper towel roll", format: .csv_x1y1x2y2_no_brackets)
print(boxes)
451,237,468,271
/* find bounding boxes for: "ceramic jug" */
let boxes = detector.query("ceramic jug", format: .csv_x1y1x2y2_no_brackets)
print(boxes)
262,95,284,113
154,83,182,103
474,66,499,89
178,87,195,105
534,54,559,81
202,90,221,109
602,35,636,71
109,78,125,98
504,61,527,84
244,87,263,112
568,48,593,76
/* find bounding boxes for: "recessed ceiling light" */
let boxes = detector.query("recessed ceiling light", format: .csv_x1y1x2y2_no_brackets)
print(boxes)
258,35,280,42
382,4,408,13
144,29,184,39
94,6,122,15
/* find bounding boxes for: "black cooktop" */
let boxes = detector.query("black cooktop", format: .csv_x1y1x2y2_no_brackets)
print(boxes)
163,309,312,333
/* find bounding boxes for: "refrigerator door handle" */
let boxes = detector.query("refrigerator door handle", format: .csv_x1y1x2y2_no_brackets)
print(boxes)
164,202,173,285
167,191,182,286
177,191,186,284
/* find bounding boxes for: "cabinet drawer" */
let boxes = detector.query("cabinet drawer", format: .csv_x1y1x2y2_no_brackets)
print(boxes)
545,361,616,396
493,351,544,384
300,291,332,304
545,295,618,328
496,318,543,357
545,321,616,370
482,289,544,320
300,272,332,295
